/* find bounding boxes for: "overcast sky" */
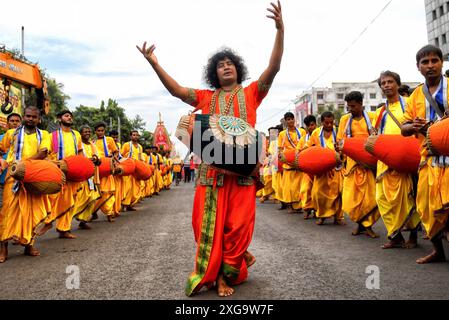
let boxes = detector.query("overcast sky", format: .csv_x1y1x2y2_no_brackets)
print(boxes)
0,0,438,137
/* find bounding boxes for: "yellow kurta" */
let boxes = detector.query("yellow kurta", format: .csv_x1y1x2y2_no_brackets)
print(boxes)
121,141,143,207
297,134,315,211
307,127,343,220
74,142,101,222
278,128,306,207
0,129,51,245
45,129,83,232
154,153,164,192
93,136,117,216
403,85,449,239
337,113,380,228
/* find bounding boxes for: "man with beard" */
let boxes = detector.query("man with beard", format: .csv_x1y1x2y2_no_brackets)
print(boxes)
0,106,51,262
336,91,380,238
37,110,83,239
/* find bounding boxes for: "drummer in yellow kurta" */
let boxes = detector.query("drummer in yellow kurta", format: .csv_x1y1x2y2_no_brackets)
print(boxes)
121,131,144,211
39,110,83,239
166,154,174,189
402,45,449,264
75,125,101,230
0,106,51,263
296,115,317,220
92,122,118,222
306,111,344,226
337,92,380,238
374,71,421,249
278,112,306,213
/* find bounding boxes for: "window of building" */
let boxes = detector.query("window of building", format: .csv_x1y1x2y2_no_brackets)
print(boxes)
317,92,324,100
433,9,438,20
436,37,440,47
337,93,344,100
447,2,449,13
440,5,445,17
371,106,377,112
370,93,377,99
443,34,447,45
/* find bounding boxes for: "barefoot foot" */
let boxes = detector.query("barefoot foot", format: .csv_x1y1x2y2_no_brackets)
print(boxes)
244,251,256,268
35,223,53,236
24,245,40,257
217,274,234,297
316,218,326,226
416,251,446,264
365,227,379,239
0,242,8,263
58,231,77,239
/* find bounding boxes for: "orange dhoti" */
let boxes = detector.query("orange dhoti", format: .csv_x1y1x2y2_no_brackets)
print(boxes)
93,176,116,217
186,169,256,297
416,159,449,239
75,180,101,223
0,175,50,245
299,173,314,211
312,169,343,220
122,175,141,207
342,163,380,228
45,181,80,232
114,175,124,215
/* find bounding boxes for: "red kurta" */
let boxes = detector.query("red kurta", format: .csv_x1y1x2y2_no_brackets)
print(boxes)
185,81,269,296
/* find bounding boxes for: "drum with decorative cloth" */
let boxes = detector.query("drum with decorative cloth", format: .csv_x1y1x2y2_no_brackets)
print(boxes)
10,159,66,194
365,135,421,174
175,113,265,177
339,137,378,169
426,117,449,156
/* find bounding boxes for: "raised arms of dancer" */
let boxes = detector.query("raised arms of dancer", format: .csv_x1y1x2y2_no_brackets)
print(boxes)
136,42,190,103
259,1,284,87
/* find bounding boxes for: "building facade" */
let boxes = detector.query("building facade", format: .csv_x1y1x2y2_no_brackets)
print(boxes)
425,0,449,59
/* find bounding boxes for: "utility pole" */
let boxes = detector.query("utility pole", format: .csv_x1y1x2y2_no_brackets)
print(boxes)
21,26,26,110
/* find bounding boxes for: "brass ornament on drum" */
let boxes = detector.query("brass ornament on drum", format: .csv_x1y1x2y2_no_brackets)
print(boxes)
176,114,266,177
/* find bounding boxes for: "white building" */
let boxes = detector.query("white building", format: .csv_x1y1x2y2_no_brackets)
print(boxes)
425,0,449,59
293,81,420,126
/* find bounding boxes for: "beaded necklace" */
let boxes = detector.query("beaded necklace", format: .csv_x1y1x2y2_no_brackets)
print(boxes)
209,86,242,116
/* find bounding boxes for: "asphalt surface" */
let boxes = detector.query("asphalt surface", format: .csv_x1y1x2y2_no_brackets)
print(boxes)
0,182,448,300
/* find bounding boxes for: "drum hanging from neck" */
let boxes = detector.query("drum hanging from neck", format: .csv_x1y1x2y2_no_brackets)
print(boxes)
426,117,449,157
176,114,266,177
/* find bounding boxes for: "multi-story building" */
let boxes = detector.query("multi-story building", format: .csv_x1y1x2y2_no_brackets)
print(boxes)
425,0,449,59
293,81,420,126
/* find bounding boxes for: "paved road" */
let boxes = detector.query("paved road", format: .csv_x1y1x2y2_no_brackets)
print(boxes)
0,182,448,300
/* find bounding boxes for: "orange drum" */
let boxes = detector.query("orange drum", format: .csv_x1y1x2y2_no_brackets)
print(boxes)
115,158,135,176
134,160,152,181
280,149,300,168
365,135,421,174
160,164,166,176
426,117,449,156
10,159,65,194
58,155,95,182
173,164,182,173
98,157,115,178
297,147,339,176
340,137,378,169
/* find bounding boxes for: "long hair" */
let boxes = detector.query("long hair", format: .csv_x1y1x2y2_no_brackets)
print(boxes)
203,47,249,89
